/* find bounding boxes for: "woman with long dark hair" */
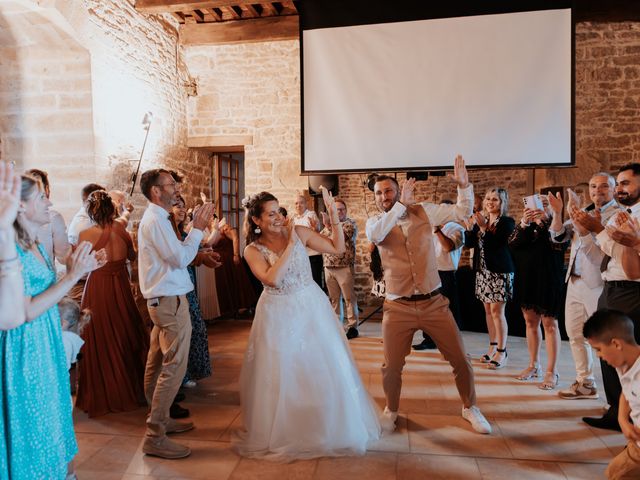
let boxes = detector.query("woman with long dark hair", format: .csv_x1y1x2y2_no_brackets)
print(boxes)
234,189,380,460
75,190,150,416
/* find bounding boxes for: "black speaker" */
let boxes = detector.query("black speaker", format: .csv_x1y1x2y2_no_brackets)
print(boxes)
308,175,338,197
406,171,429,181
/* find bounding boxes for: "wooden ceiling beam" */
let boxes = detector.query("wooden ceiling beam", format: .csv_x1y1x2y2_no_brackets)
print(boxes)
136,0,274,14
180,14,298,45
260,3,278,16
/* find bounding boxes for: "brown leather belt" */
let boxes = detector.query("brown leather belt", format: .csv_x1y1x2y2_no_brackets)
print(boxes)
402,288,441,302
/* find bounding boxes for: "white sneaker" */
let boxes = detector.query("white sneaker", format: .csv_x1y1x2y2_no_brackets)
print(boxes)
380,406,398,433
462,406,492,434
183,380,197,388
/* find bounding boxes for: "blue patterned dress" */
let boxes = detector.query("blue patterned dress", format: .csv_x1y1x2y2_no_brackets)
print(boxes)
0,244,78,479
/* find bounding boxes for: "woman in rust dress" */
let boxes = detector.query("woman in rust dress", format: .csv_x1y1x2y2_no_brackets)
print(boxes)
76,190,149,417
214,223,257,317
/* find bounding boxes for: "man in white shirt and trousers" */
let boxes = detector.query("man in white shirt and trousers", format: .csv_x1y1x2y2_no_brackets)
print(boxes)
137,168,215,459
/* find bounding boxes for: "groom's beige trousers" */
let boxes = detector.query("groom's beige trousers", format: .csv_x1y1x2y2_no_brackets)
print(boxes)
381,293,476,412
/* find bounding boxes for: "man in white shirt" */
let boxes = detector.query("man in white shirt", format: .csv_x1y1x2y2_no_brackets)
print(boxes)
574,163,640,431
291,194,323,288
549,172,621,400
67,183,104,246
138,168,214,459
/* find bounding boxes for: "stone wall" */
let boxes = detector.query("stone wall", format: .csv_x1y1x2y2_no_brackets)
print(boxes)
184,40,302,207
185,20,640,304
0,0,211,220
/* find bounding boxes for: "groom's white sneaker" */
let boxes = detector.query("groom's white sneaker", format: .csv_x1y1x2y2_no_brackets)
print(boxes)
380,406,398,433
462,405,492,434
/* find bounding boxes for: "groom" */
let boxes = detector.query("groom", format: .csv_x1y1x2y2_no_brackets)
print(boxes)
366,155,492,434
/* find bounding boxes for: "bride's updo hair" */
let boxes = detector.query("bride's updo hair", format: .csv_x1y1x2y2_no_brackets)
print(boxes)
243,191,278,244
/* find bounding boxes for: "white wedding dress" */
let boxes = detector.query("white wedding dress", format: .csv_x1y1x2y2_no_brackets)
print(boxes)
234,237,381,461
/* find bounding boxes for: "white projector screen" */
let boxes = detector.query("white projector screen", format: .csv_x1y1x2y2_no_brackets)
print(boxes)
301,6,573,173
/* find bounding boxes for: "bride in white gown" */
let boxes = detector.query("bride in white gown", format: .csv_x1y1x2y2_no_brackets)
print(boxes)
234,189,381,461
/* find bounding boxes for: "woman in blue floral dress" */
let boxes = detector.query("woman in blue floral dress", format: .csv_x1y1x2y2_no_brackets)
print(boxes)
0,174,103,479
171,196,217,384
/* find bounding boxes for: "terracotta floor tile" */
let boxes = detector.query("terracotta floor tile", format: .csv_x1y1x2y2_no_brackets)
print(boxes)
396,453,482,479
72,320,625,479
475,458,567,480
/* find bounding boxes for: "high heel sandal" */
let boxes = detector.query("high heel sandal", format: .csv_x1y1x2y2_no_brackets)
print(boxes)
538,372,560,390
481,342,498,363
515,363,541,381
487,348,508,370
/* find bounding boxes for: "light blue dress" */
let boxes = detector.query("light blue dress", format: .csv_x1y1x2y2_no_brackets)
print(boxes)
0,244,77,480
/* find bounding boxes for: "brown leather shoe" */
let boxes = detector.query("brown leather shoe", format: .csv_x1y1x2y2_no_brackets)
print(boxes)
142,436,191,459
166,419,194,434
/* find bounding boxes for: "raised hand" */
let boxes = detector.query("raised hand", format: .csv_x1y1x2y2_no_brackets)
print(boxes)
606,212,640,249
449,154,469,188
320,185,338,225
287,217,298,245
571,206,603,234
400,177,416,205
566,188,582,210
68,242,102,280
192,202,215,231
0,162,20,230
473,211,487,230
547,192,563,215
320,211,331,229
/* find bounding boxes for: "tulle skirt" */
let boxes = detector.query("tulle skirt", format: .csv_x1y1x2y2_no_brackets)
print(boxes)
234,282,381,461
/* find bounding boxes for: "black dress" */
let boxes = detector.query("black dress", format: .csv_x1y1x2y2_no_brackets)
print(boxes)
508,219,567,317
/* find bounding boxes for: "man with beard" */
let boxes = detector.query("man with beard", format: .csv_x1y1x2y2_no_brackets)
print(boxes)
573,163,640,431
137,169,215,458
366,155,491,435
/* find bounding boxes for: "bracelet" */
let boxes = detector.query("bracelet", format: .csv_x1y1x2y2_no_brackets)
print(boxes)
331,222,341,226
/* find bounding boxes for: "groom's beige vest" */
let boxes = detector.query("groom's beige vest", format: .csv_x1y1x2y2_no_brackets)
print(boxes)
377,204,440,298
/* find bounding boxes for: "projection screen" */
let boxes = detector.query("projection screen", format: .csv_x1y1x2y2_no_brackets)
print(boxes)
300,1,574,173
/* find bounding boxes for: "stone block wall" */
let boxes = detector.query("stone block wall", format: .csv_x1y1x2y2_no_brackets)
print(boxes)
184,40,303,208
0,1,94,217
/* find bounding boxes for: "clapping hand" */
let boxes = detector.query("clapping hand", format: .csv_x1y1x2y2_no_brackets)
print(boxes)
449,154,469,188
547,192,563,216
320,211,331,229
566,188,582,210
473,211,487,231
192,202,215,231
606,212,640,249
0,162,20,230
320,185,339,225
67,242,106,280
400,178,416,206
570,205,604,234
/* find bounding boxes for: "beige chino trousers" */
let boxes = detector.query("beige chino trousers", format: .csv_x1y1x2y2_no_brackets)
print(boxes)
382,293,476,412
144,295,192,438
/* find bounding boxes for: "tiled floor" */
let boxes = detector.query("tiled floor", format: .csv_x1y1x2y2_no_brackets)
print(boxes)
73,309,625,479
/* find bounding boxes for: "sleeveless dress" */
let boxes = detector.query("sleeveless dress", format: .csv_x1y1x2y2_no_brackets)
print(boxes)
75,224,149,417
233,237,381,461
0,244,77,479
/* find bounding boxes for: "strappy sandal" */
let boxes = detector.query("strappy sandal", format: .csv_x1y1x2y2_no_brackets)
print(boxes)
481,342,498,363
538,372,559,390
515,363,541,381
487,348,508,370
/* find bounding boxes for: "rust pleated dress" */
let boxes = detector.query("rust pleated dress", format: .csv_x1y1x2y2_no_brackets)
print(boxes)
76,223,149,417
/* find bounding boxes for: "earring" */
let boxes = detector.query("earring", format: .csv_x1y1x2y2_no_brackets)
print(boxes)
254,226,261,234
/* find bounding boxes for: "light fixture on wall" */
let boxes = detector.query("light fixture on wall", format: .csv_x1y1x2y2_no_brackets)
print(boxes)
129,111,154,196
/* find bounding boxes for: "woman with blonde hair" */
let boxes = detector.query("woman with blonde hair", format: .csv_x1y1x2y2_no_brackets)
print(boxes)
465,187,515,369
1,174,103,479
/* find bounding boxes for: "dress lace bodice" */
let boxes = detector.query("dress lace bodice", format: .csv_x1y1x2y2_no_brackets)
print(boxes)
251,237,314,295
